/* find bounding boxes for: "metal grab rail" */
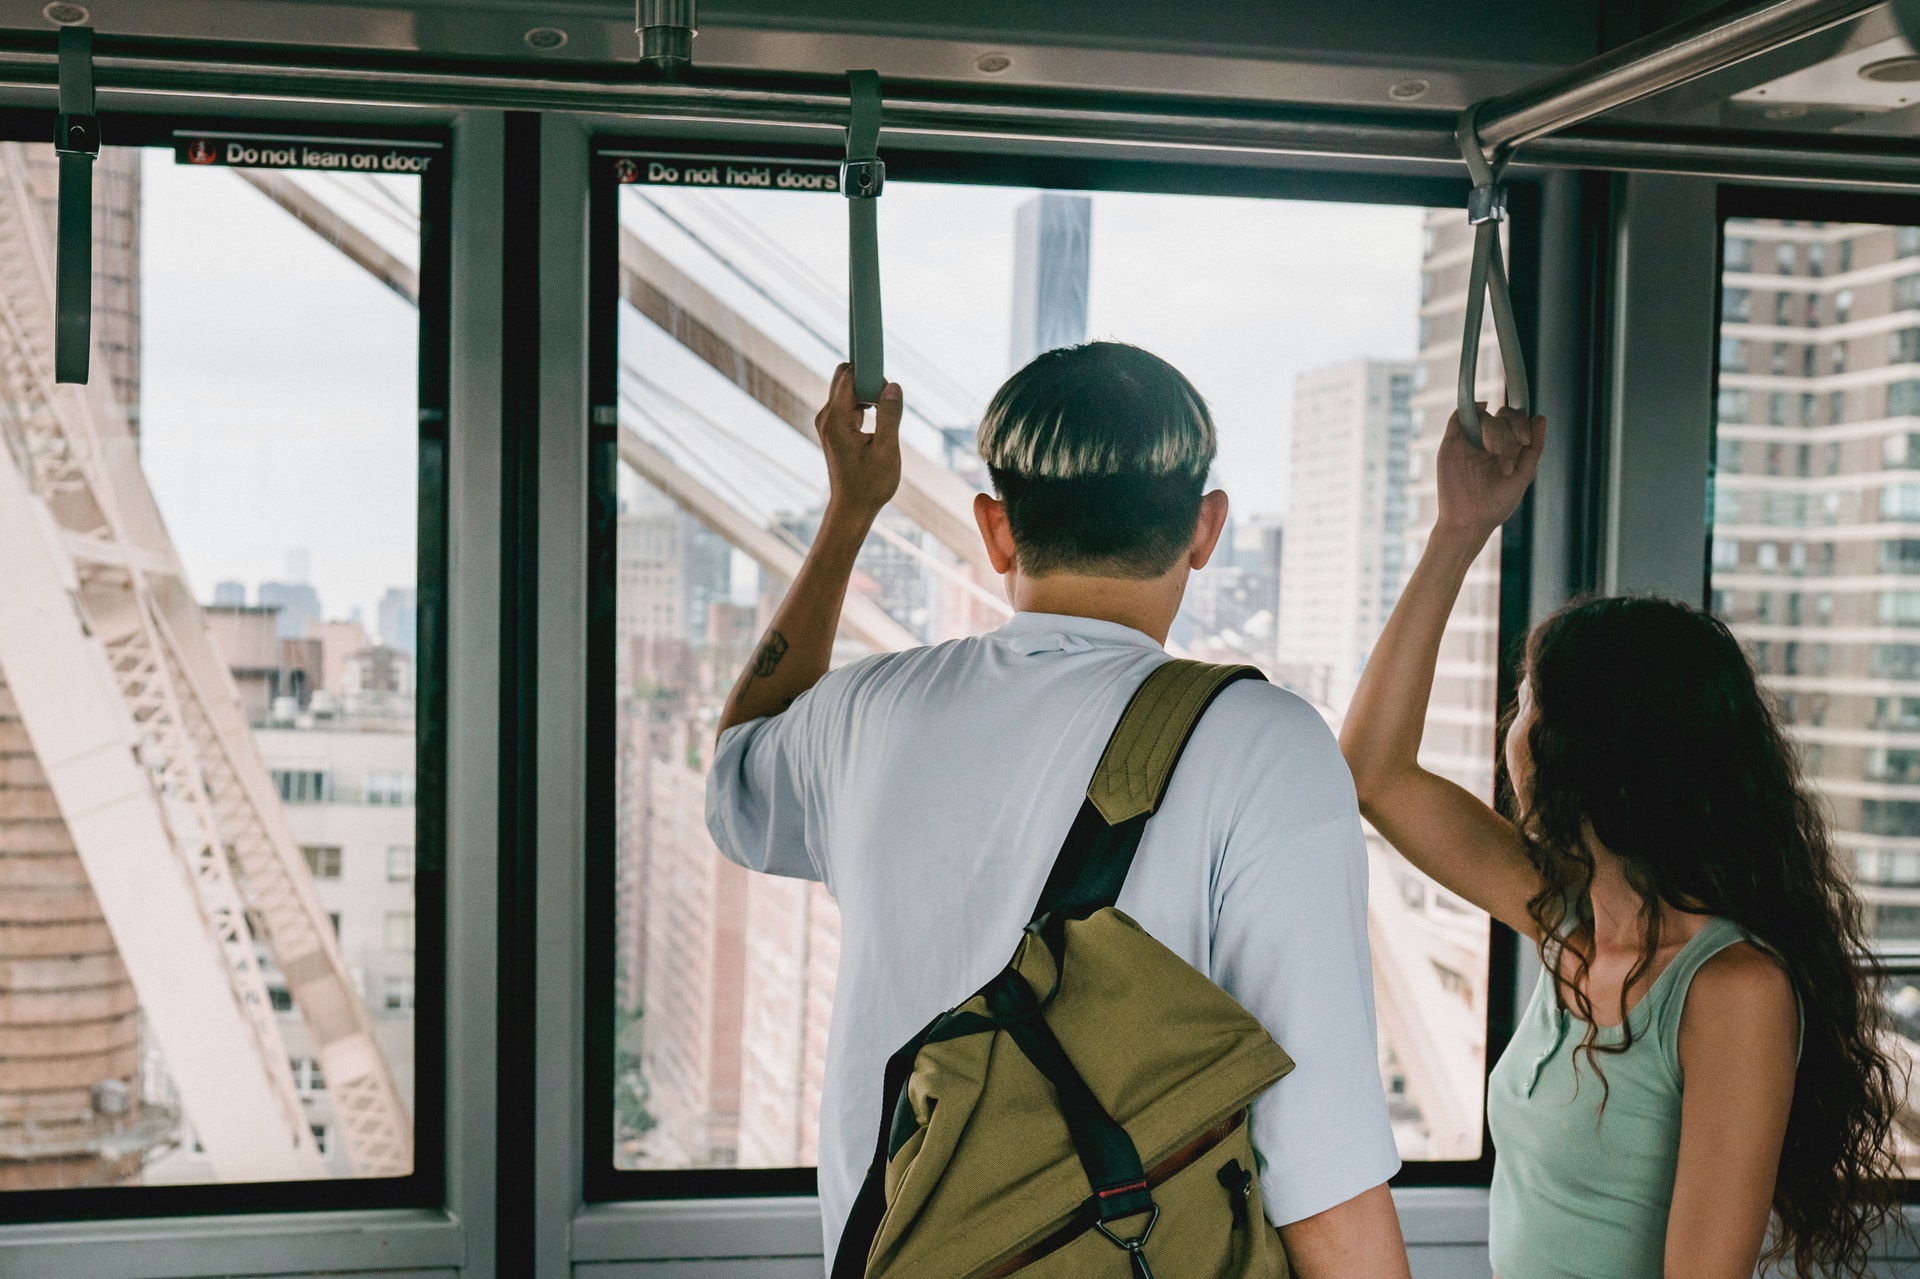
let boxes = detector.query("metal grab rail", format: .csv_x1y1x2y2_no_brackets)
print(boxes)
0,37,1915,186
1476,0,1880,153
1452,0,1879,448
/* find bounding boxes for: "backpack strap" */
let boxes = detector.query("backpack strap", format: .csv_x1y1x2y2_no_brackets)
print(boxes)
1033,660,1264,922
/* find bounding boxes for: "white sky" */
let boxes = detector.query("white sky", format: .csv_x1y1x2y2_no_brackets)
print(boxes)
131,149,1424,627
618,181,1425,536
137,151,420,632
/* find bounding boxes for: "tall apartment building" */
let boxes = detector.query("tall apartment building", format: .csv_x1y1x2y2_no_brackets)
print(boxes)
619,487,734,691
1277,360,1415,710
639,759,749,1168
735,876,838,1168
1009,192,1091,370
1712,218,1920,943
146,597,421,1181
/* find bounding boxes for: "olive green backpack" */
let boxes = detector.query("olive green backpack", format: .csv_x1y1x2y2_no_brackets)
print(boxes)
832,660,1297,1279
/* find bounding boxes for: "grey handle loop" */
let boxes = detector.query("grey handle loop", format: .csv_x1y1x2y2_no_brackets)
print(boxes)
843,70,886,404
55,24,98,386
1455,106,1530,449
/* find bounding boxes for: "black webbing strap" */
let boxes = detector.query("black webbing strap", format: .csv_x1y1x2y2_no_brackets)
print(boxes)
54,25,98,386
1033,662,1263,922
984,973,1156,1226
843,70,885,404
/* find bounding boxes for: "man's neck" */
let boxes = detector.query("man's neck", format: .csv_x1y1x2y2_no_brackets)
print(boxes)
1011,571,1188,645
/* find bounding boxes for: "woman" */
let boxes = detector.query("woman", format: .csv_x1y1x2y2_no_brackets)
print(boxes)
1341,406,1901,1278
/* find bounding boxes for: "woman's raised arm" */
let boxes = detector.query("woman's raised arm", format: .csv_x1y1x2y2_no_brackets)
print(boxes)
1339,408,1547,939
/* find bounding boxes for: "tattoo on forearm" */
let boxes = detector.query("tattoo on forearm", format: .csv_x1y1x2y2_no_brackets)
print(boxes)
753,631,790,679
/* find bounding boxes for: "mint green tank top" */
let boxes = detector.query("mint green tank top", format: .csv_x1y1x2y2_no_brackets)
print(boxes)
1486,916,1762,1279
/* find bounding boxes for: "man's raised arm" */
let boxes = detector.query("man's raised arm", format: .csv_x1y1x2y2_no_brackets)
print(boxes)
717,365,902,735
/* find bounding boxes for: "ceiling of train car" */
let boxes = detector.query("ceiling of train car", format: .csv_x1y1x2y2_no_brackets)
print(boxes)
1600,4,1920,142
0,0,1914,153
0,0,1596,115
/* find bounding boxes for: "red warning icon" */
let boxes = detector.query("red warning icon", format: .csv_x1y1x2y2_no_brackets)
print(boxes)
186,138,217,165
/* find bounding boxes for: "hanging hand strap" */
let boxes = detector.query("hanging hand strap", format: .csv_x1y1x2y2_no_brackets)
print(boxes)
1455,106,1530,449
843,70,886,404
55,25,99,386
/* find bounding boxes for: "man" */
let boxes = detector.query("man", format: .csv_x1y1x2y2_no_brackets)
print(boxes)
706,344,1410,1277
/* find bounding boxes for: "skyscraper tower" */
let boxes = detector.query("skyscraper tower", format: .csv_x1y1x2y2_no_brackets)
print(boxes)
1009,193,1091,370
1278,360,1416,710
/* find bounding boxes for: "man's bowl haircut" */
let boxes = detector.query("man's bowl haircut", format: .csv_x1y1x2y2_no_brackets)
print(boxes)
977,342,1217,580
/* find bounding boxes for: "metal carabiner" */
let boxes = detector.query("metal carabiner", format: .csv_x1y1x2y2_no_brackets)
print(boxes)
1094,1202,1160,1279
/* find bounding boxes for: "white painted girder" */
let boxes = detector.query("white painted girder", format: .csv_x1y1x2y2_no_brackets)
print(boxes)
0,426,325,1181
0,143,412,1179
617,227,992,576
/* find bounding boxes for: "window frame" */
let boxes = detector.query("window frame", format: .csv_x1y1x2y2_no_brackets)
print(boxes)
580,135,1537,1204
0,109,453,1224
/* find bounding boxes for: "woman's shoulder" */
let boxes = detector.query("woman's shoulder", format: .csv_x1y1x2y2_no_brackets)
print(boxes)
1688,935,1795,1009
1673,932,1798,1064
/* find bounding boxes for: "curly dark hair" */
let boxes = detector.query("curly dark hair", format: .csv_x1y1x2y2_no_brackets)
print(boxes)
1514,595,1903,1277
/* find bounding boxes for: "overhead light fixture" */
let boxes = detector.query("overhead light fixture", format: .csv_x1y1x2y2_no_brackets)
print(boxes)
1388,78,1431,102
638,0,696,75
42,3,88,23
1861,55,1920,83
524,27,568,52
974,52,1012,74
1735,35,1920,114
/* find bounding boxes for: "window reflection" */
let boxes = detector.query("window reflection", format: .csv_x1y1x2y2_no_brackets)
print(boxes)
607,178,1502,1171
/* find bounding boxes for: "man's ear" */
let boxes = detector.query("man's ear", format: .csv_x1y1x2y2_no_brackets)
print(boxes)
973,492,1019,576
1189,490,1230,571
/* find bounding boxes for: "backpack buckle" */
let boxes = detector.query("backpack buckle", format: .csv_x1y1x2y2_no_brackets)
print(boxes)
1094,1199,1159,1278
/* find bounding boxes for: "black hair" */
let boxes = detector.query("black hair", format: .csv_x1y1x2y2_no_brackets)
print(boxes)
976,342,1214,579
1515,596,1902,1276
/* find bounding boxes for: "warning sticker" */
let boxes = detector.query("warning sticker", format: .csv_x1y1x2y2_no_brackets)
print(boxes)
611,154,842,193
175,135,436,174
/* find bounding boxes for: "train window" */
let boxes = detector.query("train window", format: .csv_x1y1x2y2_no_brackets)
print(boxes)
588,155,1521,1194
1713,212,1920,1173
0,131,444,1204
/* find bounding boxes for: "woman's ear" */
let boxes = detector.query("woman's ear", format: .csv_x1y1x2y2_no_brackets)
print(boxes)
973,492,1019,576
1189,490,1231,570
